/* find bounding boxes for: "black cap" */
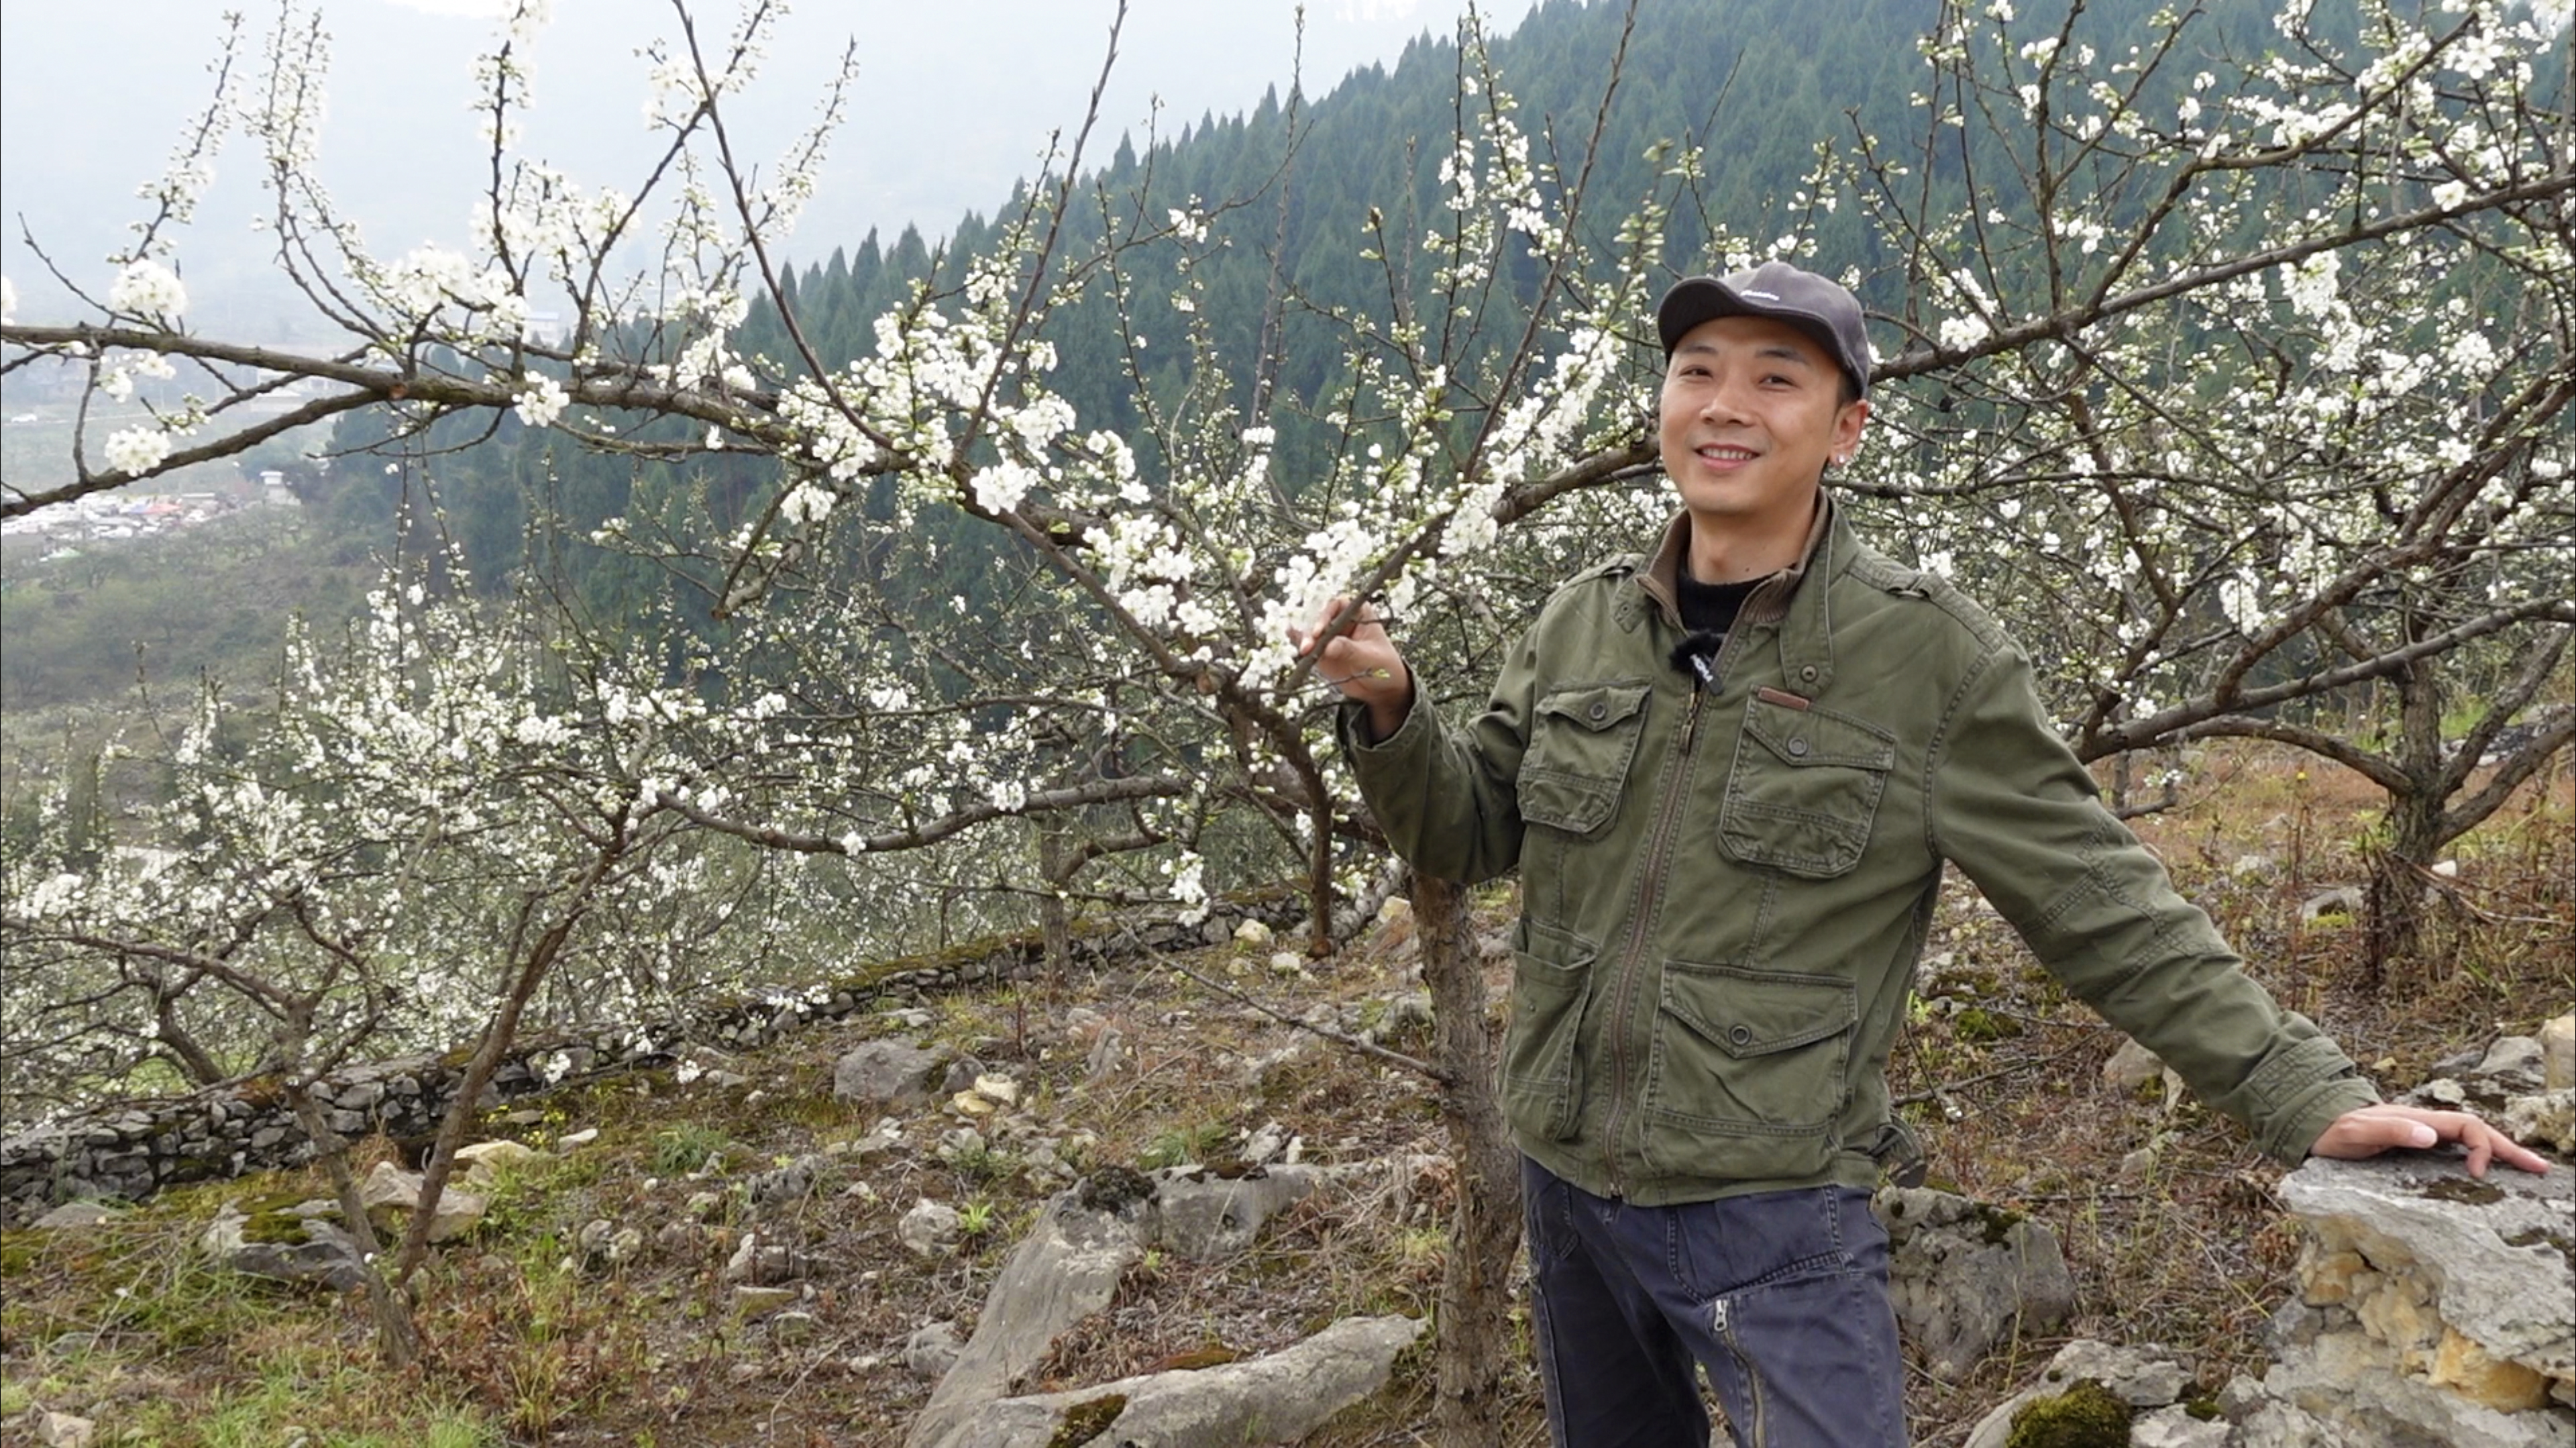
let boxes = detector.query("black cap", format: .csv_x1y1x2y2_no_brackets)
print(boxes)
1657,261,1872,397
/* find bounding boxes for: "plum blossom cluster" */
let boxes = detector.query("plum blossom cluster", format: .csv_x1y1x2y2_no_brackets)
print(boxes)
513,372,570,429
106,260,189,320
102,427,176,477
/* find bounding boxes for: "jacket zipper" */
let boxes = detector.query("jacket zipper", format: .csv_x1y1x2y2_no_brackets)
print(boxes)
1598,587,1772,1196
1597,645,1719,1196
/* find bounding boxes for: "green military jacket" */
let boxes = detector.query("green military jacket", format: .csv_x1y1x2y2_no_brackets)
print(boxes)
1342,501,2379,1205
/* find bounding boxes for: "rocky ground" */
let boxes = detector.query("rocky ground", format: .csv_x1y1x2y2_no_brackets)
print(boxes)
2,741,2570,1447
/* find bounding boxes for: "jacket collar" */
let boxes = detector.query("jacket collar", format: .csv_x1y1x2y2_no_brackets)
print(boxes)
1627,493,1841,696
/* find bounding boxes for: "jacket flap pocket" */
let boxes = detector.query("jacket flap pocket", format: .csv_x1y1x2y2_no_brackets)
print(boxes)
1743,699,1896,770
1511,916,1598,986
1536,683,1650,733
1662,962,1857,1058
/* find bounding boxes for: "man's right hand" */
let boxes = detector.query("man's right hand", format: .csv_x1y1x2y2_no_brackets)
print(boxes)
1291,597,1413,743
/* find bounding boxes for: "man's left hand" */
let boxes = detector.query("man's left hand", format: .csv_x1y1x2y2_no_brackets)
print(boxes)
2310,1103,2553,1178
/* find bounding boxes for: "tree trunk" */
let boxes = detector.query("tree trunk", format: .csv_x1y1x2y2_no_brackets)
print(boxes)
2365,787,2446,990
394,827,628,1283
2365,655,2449,987
284,1083,420,1367
1306,798,1336,957
1036,821,1073,979
1409,869,1523,1445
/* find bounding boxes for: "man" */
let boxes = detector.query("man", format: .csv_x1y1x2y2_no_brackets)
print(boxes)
1295,261,2547,1448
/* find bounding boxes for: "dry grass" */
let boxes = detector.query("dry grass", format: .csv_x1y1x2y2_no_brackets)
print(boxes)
1,741,2567,1446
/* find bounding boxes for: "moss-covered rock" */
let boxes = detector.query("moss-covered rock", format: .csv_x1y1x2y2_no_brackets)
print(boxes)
1047,1392,1127,1448
2003,1379,2134,1448
237,1208,317,1245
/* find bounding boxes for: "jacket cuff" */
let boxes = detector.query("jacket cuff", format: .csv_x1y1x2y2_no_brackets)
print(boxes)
2245,1037,2382,1164
1336,694,1427,756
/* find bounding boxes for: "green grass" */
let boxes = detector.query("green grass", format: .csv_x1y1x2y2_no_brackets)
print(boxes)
1138,1119,1232,1170
651,1121,735,1175
128,1361,500,1447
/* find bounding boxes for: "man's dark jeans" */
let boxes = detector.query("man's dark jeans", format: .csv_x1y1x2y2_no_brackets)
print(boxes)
1522,1156,1909,1448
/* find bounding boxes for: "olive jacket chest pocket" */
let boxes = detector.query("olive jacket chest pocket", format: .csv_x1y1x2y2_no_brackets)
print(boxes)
1517,683,1651,836
1719,696,1897,878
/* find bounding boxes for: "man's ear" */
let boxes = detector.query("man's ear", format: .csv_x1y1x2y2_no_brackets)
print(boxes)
1831,399,1870,466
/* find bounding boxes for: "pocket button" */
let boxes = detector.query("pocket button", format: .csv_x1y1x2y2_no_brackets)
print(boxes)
1588,702,1608,721
1728,1025,1754,1047
1787,737,1809,758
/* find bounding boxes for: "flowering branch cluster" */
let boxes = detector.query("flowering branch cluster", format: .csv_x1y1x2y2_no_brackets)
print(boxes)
4,0,2569,1110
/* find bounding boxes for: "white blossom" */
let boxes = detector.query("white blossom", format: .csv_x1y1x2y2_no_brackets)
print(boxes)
515,373,570,429
107,259,188,319
104,426,173,475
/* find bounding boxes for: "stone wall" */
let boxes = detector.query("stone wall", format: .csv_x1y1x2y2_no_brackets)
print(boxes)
0,898,1303,1225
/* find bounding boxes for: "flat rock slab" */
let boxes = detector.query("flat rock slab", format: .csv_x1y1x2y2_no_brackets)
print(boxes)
922,1314,1426,1448
31,1201,125,1229
904,1189,1155,1448
2277,1151,2573,1384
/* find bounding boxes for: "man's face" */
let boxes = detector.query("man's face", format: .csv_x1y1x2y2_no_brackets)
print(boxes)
1658,313,1868,536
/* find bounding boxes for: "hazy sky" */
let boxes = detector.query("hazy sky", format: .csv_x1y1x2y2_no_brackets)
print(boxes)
1,0,1529,334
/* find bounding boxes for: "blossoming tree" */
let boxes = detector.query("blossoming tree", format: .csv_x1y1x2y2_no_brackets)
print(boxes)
3,0,2569,1420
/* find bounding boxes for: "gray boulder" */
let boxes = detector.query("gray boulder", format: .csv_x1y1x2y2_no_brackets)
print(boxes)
2504,1091,2575,1157
747,1155,824,1211
833,1039,950,1106
2279,1152,2572,1389
2265,1325,2573,1448
898,1200,963,1259
908,1321,964,1380
1874,1185,2078,1382
1154,1165,1323,1261
2479,1037,2551,1091
357,1160,485,1243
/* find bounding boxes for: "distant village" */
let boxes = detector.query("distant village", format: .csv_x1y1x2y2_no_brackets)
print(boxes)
0,466,299,558
3,348,322,560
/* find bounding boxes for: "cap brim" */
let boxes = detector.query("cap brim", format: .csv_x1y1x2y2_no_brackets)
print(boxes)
1656,276,1743,356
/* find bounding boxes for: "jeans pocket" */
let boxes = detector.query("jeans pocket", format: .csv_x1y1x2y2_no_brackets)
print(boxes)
1517,682,1651,836
1501,917,1598,1143
1718,696,1894,878
1641,960,1856,1182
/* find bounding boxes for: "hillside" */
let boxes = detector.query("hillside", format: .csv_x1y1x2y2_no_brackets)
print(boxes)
3,742,2567,1443
289,0,2316,627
